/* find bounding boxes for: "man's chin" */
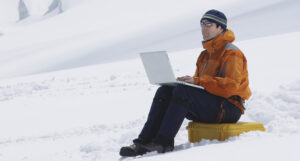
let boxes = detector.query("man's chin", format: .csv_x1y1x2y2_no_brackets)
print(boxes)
203,35,211,41
203,37,210,41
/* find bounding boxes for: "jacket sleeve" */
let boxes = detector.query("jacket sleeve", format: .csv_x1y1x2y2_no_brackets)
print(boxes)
194,51,244,98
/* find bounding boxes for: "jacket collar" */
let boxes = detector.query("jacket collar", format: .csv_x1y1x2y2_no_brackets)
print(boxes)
202,29,235,54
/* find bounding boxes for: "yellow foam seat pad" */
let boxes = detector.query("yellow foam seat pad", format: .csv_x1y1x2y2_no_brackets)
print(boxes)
186,122,266,142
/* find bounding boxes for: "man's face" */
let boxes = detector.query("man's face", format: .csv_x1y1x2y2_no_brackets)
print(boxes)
201,19,223,41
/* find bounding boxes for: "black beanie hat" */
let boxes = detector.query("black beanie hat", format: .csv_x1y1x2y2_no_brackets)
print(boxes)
201,9,227,31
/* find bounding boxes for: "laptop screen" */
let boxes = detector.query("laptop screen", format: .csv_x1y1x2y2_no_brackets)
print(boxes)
140,51,177,84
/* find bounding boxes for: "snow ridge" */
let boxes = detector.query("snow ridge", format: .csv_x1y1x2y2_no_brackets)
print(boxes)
18,0,30,21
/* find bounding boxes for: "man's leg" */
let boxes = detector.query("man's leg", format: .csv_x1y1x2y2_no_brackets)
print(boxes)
138,85,196,153
180,87,241,124
138,85,174,143
151,85,194,148
120,85,174,156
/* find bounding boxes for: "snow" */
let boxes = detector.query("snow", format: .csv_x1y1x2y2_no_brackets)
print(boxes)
0,0,300,161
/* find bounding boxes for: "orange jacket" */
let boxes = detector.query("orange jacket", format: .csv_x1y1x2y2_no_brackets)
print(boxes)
193,29,251,113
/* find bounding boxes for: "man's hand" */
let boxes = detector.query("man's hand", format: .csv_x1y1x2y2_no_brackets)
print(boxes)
176,75,194,84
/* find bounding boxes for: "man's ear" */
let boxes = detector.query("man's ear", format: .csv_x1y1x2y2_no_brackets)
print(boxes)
217,25,224,33
215,25,222,31
220,28,224,33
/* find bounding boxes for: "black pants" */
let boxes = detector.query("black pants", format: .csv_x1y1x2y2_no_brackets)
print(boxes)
138,85,241,146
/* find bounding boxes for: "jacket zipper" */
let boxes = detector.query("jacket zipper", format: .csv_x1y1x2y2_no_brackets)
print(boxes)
200,51,211,76
200,43,215,76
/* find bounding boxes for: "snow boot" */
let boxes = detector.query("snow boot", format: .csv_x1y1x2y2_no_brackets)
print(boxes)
139,134,174,153
140,142,174,153
119,138,150,157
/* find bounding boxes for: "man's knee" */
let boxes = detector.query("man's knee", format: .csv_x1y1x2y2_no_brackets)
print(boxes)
157,85,174,92
153,86,174,103
155,86,174,97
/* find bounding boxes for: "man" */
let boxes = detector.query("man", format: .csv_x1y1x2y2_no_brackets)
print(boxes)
120,9,251,156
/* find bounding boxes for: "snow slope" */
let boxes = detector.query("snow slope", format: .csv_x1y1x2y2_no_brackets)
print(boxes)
1,0,299,79
0,0,300,160
0,32,300,160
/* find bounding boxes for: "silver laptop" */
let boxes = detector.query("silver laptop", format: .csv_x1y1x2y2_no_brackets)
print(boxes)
139,51,204,89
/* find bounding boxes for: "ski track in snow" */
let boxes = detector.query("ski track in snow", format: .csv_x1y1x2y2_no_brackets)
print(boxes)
0,70,148,102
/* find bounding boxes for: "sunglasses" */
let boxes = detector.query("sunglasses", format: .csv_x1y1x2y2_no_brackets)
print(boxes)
200,21,213,27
